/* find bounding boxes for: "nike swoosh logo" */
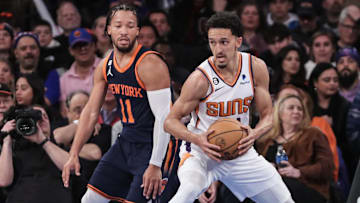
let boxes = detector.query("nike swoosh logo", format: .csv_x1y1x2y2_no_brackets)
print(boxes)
215,86,225,92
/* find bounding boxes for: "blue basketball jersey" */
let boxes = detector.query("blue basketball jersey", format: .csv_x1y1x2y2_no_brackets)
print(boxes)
103,45,159,143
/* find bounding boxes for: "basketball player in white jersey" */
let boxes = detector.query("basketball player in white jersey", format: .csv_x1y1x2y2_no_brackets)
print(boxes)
164,12,294,203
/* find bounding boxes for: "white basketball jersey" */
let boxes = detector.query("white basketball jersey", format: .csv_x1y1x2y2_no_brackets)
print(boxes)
188,52,254,134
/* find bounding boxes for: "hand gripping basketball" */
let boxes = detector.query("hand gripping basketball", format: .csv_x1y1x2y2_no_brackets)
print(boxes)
207,118,248,160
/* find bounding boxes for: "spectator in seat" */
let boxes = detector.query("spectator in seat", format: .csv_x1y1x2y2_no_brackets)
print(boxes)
257,94,334,202
54,90,111,203
59,28,100,117
335,47,360,103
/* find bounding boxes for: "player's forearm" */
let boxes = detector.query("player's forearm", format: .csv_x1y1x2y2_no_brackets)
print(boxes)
0,139,13,187
70,110,98,156
150,118,170,167
53,124,77,147
43,141,70,170
253,113,272,139
147,88,172,167
79,143,102,161
164,117,198,144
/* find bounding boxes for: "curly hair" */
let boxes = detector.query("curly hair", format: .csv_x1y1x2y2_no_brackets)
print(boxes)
206,11,243,37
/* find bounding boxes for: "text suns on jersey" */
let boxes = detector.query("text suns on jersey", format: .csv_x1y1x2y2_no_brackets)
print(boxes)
206,96,253,117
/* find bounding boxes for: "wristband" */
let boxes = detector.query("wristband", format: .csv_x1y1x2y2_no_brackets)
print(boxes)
39,137,49,147
73,120,79,125
0,131,9,138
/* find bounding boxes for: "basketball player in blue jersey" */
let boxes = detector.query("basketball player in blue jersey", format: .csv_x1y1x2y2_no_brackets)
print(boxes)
62,4,176,203
164,12,294,203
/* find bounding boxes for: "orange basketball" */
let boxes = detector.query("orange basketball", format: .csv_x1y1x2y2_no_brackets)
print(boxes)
207,118,248,160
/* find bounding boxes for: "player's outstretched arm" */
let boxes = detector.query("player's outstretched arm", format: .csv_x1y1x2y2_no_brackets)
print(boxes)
238,56,273,155
62,59,108,188
137,54,171,199
164,70,221,161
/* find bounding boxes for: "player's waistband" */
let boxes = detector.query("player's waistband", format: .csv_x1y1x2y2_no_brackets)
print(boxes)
120,127,153,143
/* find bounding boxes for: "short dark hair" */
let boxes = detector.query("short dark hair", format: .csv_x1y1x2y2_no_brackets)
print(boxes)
105,4,138,37
92,15,106,30
148,9,169,21
264,23,291,44
139,19,160,40
206,11,243,37
31,19,52,32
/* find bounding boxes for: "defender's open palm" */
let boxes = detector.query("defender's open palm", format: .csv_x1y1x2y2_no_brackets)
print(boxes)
62,155,81,188
141,164,162,200
197,130,221,162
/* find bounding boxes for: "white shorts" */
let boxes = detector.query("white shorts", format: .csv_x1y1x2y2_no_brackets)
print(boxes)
179,144,289,201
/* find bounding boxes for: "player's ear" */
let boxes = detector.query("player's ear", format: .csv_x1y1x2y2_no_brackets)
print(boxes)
106,24,111,36
135,26,140,37
235,36,242,49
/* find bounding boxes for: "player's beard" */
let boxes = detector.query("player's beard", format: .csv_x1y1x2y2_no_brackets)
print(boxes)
113,37,136,53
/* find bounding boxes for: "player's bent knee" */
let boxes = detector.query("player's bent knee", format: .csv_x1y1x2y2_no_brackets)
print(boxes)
170,184,203,203
82,189,110,203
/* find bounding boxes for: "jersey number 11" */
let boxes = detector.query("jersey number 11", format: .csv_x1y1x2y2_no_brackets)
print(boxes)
119,98,135,123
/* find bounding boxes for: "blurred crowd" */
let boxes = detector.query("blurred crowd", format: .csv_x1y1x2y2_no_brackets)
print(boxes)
0,0,359,202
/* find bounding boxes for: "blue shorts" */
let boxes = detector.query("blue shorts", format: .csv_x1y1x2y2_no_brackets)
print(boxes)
88,136,180,202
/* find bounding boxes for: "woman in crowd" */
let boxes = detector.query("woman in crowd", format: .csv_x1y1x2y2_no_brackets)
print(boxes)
256,94,334,202
236,0,267,55
0,59,15,91
305,30,336,79
0,23,15,65
309,63,349,153
138,20,160,49
308,63,354,184
92,16,112,57
270,45,306,95
276,84,340,182
15,73,46,107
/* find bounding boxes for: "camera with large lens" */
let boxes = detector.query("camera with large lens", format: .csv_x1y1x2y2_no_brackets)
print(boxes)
1,105,43,138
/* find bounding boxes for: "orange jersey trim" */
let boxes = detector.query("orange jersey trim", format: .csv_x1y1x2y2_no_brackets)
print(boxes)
102,53,112,83
163,139,173,173
87,184,135,202
208,52,242,87
248,54,255,94
168,139,179,172
113,44,142,73
134,50,159,90
179,152,192,167
197,67,214,103
195,106,200,127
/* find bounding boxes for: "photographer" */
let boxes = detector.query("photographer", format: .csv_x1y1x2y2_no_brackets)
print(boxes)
0,83,14,202
0,104,72,203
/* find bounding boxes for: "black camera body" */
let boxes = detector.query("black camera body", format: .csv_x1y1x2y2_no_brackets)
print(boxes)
2,106,43,138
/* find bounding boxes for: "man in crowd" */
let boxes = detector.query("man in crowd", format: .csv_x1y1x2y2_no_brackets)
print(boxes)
55,1,82,68
320,0,345,34
337,4,360,49
266,0,299,30
32,19,68,71
336,47,360,103
60,28,100,117
13,32,54,81
54,90,111,202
